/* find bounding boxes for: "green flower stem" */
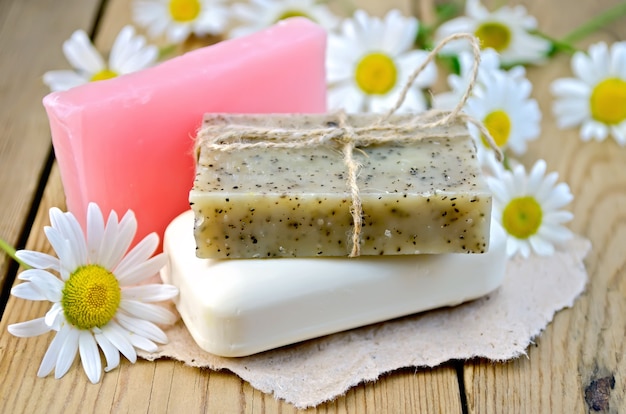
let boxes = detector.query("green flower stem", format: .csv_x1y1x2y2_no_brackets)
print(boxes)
561,2,626,44
529,30,579,56
0,238,29,269
158,44,178,60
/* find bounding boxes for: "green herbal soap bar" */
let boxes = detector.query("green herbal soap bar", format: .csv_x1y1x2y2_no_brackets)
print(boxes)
190,113,492,258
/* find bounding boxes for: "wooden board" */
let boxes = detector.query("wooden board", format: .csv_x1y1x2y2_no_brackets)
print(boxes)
0,0,463,412
1,0,625,412
0,0,103,293
464,1,626,413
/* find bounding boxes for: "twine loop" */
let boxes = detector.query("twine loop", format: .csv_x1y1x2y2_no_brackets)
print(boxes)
196,33,499,257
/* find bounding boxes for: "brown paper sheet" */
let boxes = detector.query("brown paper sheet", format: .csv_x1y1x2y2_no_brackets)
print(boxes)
139,236,590,409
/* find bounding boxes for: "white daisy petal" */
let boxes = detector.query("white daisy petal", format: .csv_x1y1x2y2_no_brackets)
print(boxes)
118,45,158,74
550,78,589,98
610,123,626,146
122,284,179,302
54,327,80,379
167,24,193,44
328,83,365,113
43,70,88,92
539,223,574,243
128,335,158,353
79,331,102,383
107,26,158,75
63,30,105,75
86,202,105,262
11,282,48,301
113,233,160,278
544,210,574,224
94,332,121,372
43,229,75,280
100,210,138,269
581,120,608,141
15,250,60,271
117,254,168,286
37,325,70,378
529,236,555,256
8,317,51,337
120,300,177,324
45,303,64,328
23,271,63,302
101,321,137,364
109,25,134,71
116,312,169,343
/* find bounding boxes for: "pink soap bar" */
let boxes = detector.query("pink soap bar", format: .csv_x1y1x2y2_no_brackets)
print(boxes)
43,18,326,248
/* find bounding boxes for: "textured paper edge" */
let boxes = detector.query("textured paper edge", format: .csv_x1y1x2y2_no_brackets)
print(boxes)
139,235,591,408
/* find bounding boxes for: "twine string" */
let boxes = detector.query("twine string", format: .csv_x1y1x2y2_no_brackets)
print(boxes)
195,34,500,257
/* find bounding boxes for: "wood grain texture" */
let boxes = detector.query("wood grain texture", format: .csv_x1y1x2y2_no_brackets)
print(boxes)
0,0,103,292
0,0,463,412
0,167,464,413
463,1,626,413
2,0,624,412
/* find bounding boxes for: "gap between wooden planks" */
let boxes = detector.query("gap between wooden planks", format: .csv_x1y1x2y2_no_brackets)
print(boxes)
464,0,626,413
0,0,467,412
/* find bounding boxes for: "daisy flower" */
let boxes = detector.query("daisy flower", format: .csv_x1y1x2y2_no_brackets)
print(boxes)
132,0,230,44
551,41,626,146
326,9,437,113
434,0,551,66
43,26,158,92
487,159,574,258
8,203,178,383
464,70,541,165
433,48,526,110
229,0,339,38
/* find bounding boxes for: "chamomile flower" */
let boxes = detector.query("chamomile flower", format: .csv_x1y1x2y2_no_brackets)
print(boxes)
551,41,626,146
464,70,541,165
8,203,178,384
326,9,437,113
435,0,551,66
229,0,339,38
43,26,158,92
487,159,574,258
433,48,526,110
132,0,230,43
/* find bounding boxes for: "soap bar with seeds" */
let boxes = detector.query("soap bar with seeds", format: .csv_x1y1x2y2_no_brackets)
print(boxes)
190,113,492,258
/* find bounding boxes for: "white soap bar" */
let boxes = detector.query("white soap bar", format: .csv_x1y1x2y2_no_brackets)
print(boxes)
161,210,507,357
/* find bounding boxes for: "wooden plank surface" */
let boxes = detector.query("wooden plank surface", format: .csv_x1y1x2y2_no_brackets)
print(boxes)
464,1,626,413
1,0,625,412
0,0,464,412
0,0,103,294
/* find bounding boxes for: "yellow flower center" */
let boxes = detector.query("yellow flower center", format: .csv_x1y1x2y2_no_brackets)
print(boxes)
275,10,310,21
355,52,397,95
474,22,511,52
590,77,626,125
502,196,543,239
90,69,118,82
482,110,512,148
169,0,201,22
62,264,121,330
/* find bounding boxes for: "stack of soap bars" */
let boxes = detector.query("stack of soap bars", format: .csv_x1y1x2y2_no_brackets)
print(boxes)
162,111,507,357
42,15,507,358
